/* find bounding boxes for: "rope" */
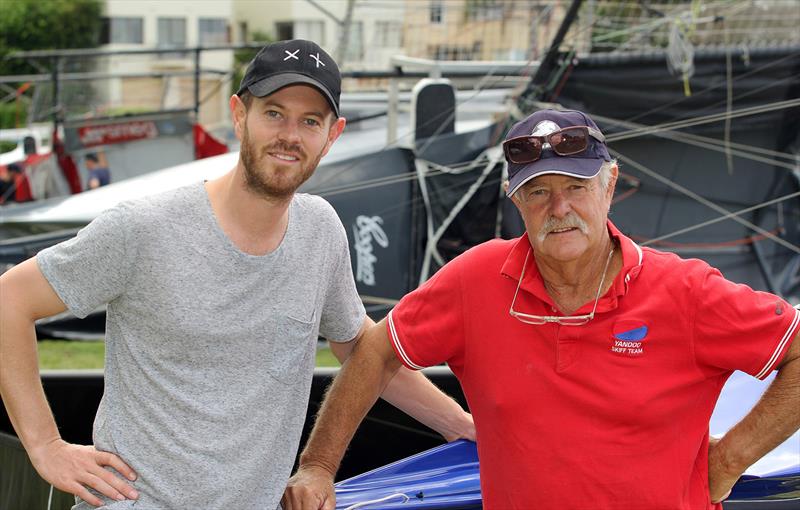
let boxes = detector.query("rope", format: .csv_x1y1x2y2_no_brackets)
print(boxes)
344,492,409,510
640,190,800,247
607,98,800,142
418,146,505,284
587,111,800,172
610,148,800,254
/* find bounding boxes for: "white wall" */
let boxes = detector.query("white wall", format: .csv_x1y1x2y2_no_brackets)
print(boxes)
99,0,234,126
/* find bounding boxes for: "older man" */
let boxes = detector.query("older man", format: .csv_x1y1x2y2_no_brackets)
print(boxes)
0,39,472,510
284,109,800,510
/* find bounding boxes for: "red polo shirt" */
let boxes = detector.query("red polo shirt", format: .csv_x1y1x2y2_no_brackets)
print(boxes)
387,221,798,510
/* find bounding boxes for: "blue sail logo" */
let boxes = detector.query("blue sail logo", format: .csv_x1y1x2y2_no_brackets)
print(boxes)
613,325,648,341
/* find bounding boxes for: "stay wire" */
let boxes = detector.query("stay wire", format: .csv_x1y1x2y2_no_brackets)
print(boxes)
606,98,800,142
588,111,800,171
610,148,800,254
640,190,800,247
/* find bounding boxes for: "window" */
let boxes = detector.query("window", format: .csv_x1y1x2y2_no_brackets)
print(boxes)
430,0,443,24
276,21,293,41
101,17,143,44
294,20,325,46
345,21,363,62
199,18,228,45
157,17,186,48
465,0,505,21
374,21,402,48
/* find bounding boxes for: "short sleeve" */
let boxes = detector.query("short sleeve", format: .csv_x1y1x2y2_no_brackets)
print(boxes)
36,204,134,318
387,259,466,370
318,220,366,342
693,267,800,380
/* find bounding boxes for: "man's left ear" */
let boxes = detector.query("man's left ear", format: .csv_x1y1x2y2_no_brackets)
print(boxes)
230,95,247,140
607,164,619,201
322,117,346,157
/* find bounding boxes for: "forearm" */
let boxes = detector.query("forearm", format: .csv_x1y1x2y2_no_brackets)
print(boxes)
329,319,471,442
0,303,61,456
716,357,800,474
299,339,401,476
381,368,471,441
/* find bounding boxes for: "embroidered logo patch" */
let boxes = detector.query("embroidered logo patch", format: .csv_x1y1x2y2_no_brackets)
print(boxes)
610,319,648,357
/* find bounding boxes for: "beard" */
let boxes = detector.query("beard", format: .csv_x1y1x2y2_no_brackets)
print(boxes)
239,125,325,201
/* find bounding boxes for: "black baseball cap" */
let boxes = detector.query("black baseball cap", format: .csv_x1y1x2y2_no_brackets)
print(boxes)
237,39,341,117
505,109,611,197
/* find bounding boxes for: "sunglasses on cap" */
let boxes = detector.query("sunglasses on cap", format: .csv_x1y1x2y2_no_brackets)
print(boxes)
503,126,606,165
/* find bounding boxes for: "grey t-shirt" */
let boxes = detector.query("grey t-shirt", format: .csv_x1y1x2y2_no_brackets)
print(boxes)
37,182,365,509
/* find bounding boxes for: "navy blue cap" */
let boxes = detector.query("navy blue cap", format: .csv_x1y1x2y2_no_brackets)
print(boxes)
237,39,341,117
505,109,611,197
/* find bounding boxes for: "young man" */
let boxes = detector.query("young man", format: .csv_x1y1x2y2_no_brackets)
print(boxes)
0,39,473,509
284,109,800,510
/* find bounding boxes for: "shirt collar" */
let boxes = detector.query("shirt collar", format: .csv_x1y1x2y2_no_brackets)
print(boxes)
500,220,645,308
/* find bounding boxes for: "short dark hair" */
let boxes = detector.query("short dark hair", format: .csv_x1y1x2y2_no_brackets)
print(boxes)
238,90,254,110
85,152,99,163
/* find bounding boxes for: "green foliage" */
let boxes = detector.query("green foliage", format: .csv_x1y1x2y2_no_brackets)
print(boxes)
231,30,272,96
0,102,27,129
0,0,103,77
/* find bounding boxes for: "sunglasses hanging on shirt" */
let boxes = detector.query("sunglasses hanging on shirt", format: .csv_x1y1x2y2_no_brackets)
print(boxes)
503,126,606,165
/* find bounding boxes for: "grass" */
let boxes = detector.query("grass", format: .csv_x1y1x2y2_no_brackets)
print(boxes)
38,340,105,369
37,340,342,370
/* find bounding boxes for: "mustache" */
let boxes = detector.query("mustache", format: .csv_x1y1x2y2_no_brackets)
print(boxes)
536,214,588,241
261,141,305,159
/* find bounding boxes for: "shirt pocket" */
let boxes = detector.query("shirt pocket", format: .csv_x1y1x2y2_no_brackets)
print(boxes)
265,311,316,385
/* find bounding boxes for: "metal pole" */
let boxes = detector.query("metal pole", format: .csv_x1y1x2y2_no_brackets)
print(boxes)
387,77,398,146
193,47,201,119
51,56,61,129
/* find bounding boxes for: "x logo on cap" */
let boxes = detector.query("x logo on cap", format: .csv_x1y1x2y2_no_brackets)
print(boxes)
310,53,325,68
284,49,299,61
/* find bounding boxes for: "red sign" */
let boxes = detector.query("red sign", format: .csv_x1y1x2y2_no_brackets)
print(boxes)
78,121,159,147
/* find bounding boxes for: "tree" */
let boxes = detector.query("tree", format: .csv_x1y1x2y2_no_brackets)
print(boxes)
231,30,272,96
0,0,103,77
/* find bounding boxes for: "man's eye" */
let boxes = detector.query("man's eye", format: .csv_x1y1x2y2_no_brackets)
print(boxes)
266,110,281,119
304,118,320,127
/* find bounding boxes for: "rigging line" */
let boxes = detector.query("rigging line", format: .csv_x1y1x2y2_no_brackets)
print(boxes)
589,112,800,171
413,60,510,157
641,189,800,246
314,155,490,196
724,22,734,174
623,49,800,125
607,99,800,141
697,73,799,117
607,98,800,142
610,148,800,254
317,164,464,197
595,111,798,161
346,171,506,225
310,3,540,192
318,156,496,199
309,69,522,191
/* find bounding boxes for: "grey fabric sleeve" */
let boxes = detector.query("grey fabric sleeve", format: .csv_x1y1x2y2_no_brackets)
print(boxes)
37,204,134,318
319,216,366,343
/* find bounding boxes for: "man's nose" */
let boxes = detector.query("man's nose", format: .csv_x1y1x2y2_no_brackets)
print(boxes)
548,191,572,217
278,121,302,145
